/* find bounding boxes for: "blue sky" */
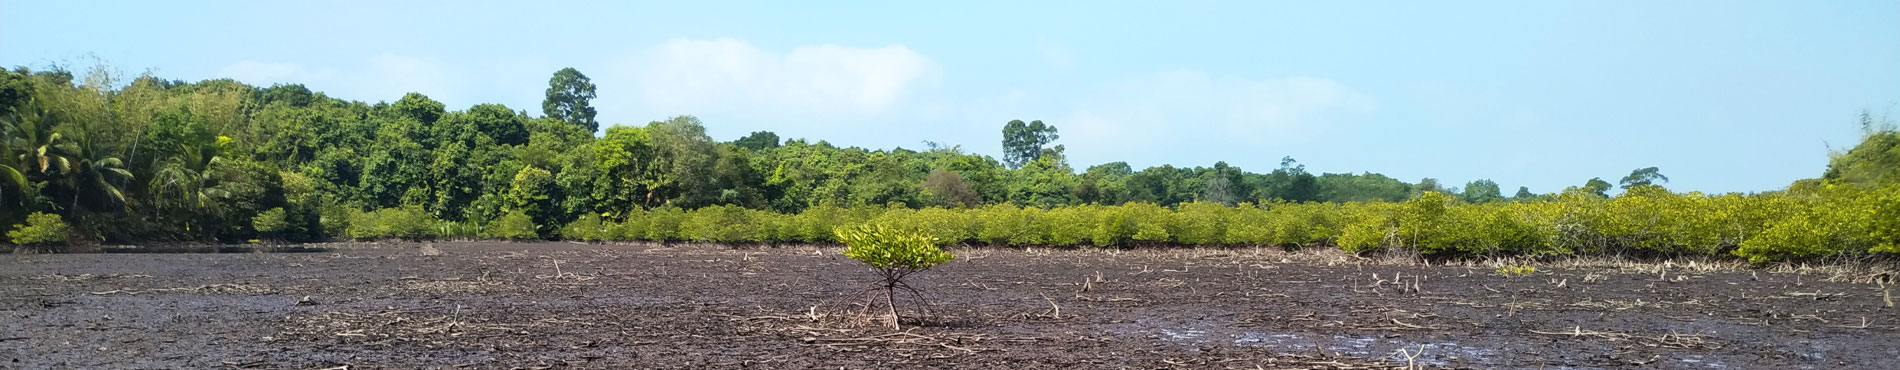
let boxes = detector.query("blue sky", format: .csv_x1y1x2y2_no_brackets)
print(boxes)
5,0,1896,194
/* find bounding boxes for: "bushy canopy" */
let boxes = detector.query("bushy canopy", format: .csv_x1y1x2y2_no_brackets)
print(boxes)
835,224,954,271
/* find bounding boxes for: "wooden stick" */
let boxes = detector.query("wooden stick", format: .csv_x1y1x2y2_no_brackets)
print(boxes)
1040,292,1061,319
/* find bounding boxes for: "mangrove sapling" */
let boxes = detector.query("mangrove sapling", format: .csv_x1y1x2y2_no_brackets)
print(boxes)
1496,265,1537,316
6,212,70,253
834,224,956,330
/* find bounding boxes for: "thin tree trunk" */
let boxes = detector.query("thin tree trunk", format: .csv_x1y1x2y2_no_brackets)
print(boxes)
885,285,900,330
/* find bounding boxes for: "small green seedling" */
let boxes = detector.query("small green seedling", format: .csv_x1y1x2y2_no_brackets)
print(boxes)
835,224,955,330
1495,265,1537,277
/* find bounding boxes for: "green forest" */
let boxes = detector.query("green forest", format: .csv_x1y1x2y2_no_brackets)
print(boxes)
2,66,1896,262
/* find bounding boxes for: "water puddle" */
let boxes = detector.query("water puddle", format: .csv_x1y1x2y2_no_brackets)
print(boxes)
1231,331,1499,367
1677,354,1731,369
1136,324,1739,369
1156,328,1206,341
1148,327,1725,369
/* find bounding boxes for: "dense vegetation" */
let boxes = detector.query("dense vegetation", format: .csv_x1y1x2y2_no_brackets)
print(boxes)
1,65,1895,262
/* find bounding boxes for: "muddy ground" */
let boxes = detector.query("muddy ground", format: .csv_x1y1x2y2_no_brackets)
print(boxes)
2,242,1896,369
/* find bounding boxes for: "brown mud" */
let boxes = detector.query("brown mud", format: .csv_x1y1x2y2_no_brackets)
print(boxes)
2,242,1896,369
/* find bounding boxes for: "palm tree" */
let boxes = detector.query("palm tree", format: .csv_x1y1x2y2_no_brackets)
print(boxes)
0,156,26,211
148,140,226,236
4,103,72,177
2,102,77,216
1,100,133,225
0,108,41,216
57,142,133,213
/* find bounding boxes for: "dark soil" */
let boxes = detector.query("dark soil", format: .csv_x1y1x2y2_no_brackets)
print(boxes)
3,242,1896,369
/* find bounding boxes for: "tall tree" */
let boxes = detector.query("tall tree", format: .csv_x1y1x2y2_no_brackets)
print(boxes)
1196,162,1245,205
1006,154,1076,208
591,125,654,212
256,84,316,108
1001,119,1058,169
1460,179,1503,203
1262,157,1319,202
1075,162,1133,205
542,68,598,133
1,102,56,218
0,68,35,115
1619,167,1669,189
733,131,780,151
388,93,445,126
646,116,718,207
426,141,479,220
147,134,226,237
1512,186,1536,201
506,165,559,237
1126,165,1194,206
1582,177,1614,197
1410,178,1444,198
709,144,768,208
10,100,134,219
459,104,529,146
359,116,432,208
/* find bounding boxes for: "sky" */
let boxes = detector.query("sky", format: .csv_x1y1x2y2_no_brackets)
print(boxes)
4,0,1896,194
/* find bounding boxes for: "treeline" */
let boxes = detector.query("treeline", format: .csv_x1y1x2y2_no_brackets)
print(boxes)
0,66,1500,242
336,181,1897,263
1,65,1896,262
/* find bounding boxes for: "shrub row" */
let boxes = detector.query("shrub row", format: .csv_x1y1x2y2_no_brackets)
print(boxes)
328,184,1900,262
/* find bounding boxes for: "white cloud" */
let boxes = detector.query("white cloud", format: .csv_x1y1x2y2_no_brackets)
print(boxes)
613,38,941,118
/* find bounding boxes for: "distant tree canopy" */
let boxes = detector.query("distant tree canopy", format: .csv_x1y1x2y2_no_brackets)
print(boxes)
733,131,780,151
1460,179,1503,204
1261,157,1319,203
1318,172,1410,203
1582,178,1614,197
1001,119,1058,169
543,68,599,133
20,63,1863,252
1620,167,1669,190
1512,186,1536,201
1823,111,1900,187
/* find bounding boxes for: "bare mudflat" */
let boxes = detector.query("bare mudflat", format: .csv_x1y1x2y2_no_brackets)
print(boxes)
3,242,1896,369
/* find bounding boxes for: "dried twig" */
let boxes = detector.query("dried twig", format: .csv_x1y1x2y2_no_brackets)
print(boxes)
1879,279,1894,308
1396,344,1426,370
1529,326,1718,349
1039,292,1062,319
1389,318,1437,330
